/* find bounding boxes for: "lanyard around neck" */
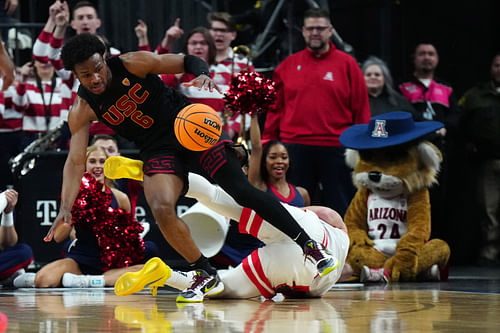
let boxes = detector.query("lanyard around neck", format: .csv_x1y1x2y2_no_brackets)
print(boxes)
35,74,57,132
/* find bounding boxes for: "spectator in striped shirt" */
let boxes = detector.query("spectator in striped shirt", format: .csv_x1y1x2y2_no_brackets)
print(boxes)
33,0,119,82
207,12,256,141
14,59,74,148
159,27,229,114
207,12,253,73
32,0,121,143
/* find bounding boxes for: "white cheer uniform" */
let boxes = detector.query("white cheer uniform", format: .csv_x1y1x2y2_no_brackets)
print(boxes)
186,173,349,299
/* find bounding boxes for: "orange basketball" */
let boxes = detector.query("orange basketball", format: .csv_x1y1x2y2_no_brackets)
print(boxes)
174,104,223,151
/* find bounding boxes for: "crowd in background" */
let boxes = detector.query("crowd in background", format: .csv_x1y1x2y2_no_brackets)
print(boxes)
1,0,500,288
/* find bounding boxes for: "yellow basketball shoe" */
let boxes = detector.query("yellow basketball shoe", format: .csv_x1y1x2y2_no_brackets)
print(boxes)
104,156,144,181
114,257,171,296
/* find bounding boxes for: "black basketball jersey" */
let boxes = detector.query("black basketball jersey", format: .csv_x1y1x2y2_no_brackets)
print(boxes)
78,56,190,158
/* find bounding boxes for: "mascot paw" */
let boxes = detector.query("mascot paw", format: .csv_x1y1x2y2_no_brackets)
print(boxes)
392,255,418,281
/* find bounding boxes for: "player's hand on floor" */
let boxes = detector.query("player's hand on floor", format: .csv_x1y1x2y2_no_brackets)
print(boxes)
44,210,72,242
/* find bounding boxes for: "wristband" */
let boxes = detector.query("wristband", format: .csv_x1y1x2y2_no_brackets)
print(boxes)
184,54,209,77
200,71,210,76
1,211,13,227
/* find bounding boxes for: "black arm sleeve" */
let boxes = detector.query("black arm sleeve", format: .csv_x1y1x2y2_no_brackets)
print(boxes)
184,54,209,76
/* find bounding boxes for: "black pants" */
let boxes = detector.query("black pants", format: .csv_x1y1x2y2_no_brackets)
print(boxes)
284,143,356,217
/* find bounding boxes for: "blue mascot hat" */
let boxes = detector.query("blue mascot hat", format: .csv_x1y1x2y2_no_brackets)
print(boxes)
340,111,443,149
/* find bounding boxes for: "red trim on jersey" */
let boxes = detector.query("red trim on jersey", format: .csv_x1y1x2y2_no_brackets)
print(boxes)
322,228,329,248
239,207,251,234
199,139,232,178
249,214,263,237
249,252,271,290
238,207,263,237
242,251,274,298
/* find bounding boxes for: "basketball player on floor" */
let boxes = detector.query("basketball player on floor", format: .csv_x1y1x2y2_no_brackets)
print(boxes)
113,171,349,299
46,33,337,302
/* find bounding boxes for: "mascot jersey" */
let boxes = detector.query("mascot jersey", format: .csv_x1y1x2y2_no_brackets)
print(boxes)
78,56,190,160
367,192,408,257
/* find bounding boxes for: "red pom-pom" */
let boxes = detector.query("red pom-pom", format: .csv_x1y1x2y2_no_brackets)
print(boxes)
224,71,276,115
96,207,145,270
72,173,145,269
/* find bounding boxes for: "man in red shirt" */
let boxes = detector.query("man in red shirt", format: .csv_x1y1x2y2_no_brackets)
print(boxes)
262,8,370,216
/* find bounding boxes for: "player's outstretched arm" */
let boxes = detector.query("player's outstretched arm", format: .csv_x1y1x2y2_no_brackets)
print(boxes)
120,51,184,77
44,97,95,242
120,51,221,93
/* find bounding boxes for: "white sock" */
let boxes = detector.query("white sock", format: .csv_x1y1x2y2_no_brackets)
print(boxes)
62,272,105,288
165,270,196,291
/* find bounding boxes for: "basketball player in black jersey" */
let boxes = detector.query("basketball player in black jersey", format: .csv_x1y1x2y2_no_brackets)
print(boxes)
46,33,337,303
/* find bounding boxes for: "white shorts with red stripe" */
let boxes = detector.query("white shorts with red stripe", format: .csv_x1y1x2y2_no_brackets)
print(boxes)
217,204,349,299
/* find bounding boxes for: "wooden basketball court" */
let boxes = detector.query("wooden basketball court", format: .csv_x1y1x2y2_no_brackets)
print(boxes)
1,266,499,332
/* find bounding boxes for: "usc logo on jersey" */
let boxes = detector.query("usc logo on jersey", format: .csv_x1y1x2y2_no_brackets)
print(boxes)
103,83,154,128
